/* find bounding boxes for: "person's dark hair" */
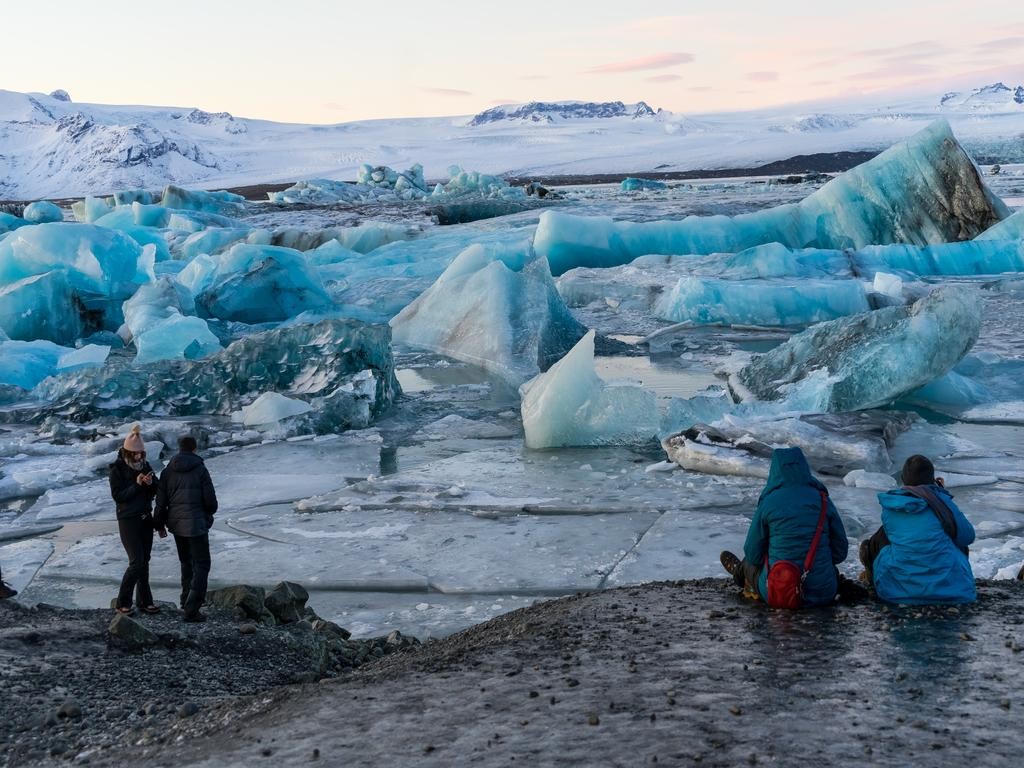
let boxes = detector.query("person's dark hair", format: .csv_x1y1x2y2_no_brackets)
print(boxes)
178,435,198,453
901,454,936,486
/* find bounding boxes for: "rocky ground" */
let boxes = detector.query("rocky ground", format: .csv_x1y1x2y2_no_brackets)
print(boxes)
0,584,418,767
4,578,1019,767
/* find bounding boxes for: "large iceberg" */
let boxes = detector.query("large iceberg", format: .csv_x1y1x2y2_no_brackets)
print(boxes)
0,271,82,343
534,121,1008,274
520,330,659,448
159,185,246,217
0,337,71,389
121,278,221,363
733,286,982,411
22,201,63,224
391,242,586,384
653,277,870,327
30,320,399,427
0,223,155,333
184,244,333,323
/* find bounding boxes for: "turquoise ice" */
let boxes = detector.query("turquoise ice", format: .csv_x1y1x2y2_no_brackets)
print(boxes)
182,244,332,323
0,271,82,343
22,201,63,224
391,242,586,384
735,286,982,411
520,330,659,448
534,121,1008,274
121,278,221,363
653,276,870,326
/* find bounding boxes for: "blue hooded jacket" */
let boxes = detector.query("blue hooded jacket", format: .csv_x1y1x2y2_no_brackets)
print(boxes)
872,485,975,605
744,447,849,607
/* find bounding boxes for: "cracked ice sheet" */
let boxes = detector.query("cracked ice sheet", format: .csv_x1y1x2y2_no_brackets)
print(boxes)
0,539,53,595
201,433,387,513
299,447,762,515
226,506,659,593
27,523,430,601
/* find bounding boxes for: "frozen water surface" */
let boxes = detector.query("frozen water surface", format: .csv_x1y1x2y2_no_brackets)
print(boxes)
3,132,1024,636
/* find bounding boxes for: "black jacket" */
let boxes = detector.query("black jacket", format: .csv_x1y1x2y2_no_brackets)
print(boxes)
109,458,157,521
154,452,218,537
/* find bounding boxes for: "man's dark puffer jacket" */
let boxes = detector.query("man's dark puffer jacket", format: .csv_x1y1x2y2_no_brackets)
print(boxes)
154,452,218,537
109,457,157,521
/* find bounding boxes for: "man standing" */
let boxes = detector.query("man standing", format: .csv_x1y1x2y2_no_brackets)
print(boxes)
155,436,218,622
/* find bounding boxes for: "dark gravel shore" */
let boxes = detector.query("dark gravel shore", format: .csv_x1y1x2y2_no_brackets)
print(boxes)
0,594,417,767
8,578,1011,768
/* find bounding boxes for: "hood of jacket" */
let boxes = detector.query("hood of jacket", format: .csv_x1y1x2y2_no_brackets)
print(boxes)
757,447,826,503
167,452,204,473
877,484,953,515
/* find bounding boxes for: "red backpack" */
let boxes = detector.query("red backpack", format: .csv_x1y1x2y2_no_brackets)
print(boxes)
765,491,828,609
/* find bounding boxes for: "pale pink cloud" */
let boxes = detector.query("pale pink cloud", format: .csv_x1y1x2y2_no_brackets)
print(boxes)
747,71,779,82
688,86,712,92
421,87,472,97
586,52,695,74
648,74,683,83
976,36,1024,50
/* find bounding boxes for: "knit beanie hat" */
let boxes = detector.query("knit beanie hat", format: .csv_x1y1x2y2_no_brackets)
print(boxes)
123,424,145,453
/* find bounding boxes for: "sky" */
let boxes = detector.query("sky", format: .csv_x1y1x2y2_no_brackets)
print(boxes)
6,0,1024,123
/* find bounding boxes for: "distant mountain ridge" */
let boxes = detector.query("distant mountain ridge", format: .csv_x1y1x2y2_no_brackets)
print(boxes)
940,82,1024,110
469,100,657,126
1,84,1023,200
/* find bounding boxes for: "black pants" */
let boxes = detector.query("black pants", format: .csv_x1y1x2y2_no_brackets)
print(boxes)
173,533,211,616
116,516,154,609
859,527,891,584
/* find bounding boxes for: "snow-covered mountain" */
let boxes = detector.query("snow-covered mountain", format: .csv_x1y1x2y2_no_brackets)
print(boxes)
940,82,1024,111
2,84,1023,200
468,100,657,125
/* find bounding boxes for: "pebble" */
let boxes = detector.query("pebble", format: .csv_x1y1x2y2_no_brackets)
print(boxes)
587,713,600,726
176,703,200,719
239,624,258,635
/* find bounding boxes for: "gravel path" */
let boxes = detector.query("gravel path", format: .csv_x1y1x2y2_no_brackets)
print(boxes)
98,578,1024,768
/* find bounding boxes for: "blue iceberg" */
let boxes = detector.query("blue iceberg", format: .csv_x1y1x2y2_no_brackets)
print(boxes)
534,121,1008,274
159,185,246,217
621,177,667,192
121,278,221,363
734,286,982,411
653,277,870,327
32,320,399,430
391,242,586,384
22,201,63,224
189,244,333,323
0,271,82,343
520,330,659,448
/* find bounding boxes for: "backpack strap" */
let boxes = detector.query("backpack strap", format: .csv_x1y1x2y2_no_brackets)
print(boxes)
800,491,829,586
902,485,967,555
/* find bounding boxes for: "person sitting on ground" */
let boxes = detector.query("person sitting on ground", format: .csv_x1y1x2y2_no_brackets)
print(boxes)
0,563,17,600
155,435,218,623
720,446,849,608
859,454,975,605
109,424,166,616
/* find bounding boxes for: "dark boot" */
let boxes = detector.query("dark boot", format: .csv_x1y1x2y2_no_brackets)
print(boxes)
720,551,744,587
0,581,17,600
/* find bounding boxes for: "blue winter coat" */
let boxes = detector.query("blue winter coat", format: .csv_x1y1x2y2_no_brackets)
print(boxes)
744,447,849,607
872,486,975,605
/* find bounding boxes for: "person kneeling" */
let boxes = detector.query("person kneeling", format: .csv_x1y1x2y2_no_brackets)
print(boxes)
720,447,849,608
859,454,975,605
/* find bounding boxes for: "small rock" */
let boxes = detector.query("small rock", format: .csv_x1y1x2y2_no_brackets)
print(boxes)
264,581,309,624
239,623,258,635
57,701,82,719
587,713,600,726
176,702,199,719
528,691,539,698
729,706,743,716
311,619,351,640
108,613,158,647
207,585,266,619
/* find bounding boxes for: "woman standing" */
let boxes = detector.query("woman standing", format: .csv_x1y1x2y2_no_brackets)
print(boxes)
109,425,163,615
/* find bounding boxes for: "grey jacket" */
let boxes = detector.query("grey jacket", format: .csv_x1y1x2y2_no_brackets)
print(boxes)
154,452,218,537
